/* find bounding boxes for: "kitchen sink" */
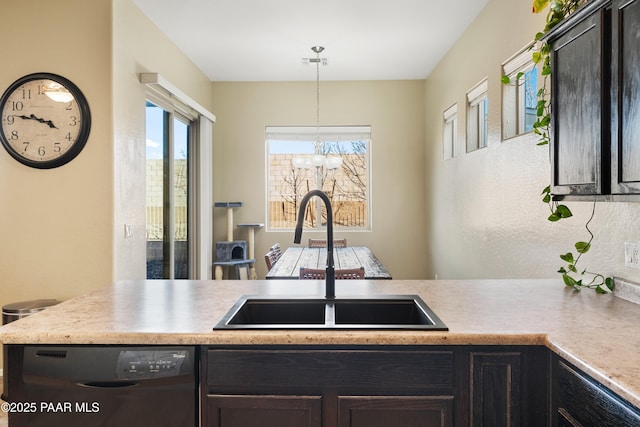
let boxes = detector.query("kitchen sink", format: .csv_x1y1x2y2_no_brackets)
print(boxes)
224,300,327,326
214,295,448,330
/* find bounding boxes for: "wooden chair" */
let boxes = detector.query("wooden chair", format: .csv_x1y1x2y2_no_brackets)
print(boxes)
299,267,365,280
264,243,282,271
308,238,347,248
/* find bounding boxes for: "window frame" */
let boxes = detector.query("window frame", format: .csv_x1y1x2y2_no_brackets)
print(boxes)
142,74,215,280
466,78,489,153
502,46,538,140
443,103,458,160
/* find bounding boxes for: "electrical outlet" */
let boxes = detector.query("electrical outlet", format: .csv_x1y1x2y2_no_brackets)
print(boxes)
624,242,640,269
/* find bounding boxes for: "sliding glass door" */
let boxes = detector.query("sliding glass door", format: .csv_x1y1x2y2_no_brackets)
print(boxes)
145,101,193,279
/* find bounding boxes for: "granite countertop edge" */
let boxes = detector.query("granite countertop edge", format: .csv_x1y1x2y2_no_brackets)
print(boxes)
0,278,638,407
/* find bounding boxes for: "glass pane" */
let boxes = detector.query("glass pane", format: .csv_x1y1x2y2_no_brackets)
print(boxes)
173,117,189,279
523,67,538,133
481,98,488,148
145,102,165,279
267,133,369,230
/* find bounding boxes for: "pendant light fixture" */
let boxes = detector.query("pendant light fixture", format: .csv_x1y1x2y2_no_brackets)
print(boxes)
292,46,343,171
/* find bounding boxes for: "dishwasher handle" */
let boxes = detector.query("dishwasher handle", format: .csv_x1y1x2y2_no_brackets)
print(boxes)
78,381,139,388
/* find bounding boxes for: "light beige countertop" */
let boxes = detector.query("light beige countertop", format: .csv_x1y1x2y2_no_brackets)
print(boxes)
1,279,639,407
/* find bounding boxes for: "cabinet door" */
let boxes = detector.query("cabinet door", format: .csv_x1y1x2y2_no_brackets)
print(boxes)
550,7,608,196
469,352,522,427
207,395,322,427
338,396,453,427
610,0,640,193
554,358,640,426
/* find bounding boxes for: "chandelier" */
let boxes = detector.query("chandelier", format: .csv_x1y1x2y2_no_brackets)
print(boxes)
291,46,343,171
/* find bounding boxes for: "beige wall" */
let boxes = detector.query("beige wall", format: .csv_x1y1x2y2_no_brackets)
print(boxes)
0,0,113,308
425,0,640,283
0,0,213,369
0,0,212,302
212,81,427,279
112,0,213,280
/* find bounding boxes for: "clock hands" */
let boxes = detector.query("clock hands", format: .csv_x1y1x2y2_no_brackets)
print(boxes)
16,113,58,129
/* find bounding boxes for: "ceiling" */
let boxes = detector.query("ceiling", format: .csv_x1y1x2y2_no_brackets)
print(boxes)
131,0,489,82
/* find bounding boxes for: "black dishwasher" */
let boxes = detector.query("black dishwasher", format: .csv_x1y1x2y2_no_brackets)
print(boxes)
8,345,197,427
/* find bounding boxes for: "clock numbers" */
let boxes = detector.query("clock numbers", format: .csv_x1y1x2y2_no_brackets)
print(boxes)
0,73,91,168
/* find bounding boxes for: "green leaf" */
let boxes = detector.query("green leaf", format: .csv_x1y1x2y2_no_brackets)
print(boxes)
532,51,542,64
605,277,615,291
560,252,574,264
532,0,550,14
562,273,579,289
595,285,607,294
548,212,561,221
541,188,550,201
556,204,573,218
575,241,591,253
501,75,511,85
539,115,550,126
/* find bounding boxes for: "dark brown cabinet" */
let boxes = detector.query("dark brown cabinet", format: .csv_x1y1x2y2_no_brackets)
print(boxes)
610,0,640,194
338,396,454,427
551,355,640,426
202,346,549,427
207,395,322,427
548,0,640,198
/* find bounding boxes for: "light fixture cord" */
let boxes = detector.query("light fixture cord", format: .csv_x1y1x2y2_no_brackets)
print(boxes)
316,47,321,154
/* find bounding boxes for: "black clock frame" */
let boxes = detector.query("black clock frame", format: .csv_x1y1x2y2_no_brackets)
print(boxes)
0,72,91,169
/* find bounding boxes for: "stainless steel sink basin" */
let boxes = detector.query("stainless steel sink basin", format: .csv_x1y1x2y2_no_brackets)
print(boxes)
214,295,448,330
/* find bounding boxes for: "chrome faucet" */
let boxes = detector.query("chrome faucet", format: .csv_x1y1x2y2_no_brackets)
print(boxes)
294,190,335,299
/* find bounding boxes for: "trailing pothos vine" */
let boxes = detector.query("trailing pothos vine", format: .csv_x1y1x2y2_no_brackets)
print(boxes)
502,0,614,293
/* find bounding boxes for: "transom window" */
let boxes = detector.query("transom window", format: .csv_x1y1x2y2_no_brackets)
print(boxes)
502,46,538,139
466,78,488,152
266,126,371,231
443,104,458,160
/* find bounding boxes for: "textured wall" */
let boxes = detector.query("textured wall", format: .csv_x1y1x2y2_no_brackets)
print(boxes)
425,0,640,284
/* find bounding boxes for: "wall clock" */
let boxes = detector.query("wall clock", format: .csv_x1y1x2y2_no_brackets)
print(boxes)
0,72,91,169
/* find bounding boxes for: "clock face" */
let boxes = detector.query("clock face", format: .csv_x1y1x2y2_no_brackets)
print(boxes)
0,73,91,169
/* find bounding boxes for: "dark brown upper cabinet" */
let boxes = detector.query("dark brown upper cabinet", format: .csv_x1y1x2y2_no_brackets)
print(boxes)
547,0,640,199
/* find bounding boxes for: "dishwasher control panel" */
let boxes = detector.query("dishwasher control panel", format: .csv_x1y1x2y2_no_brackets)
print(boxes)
116,349,192,379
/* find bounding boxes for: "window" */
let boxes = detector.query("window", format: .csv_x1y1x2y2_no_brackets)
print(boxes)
443,104,458,160
141,73,215,280
502,47,538,139
266,126,371,231
145,101,194,279
467,79,488,152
